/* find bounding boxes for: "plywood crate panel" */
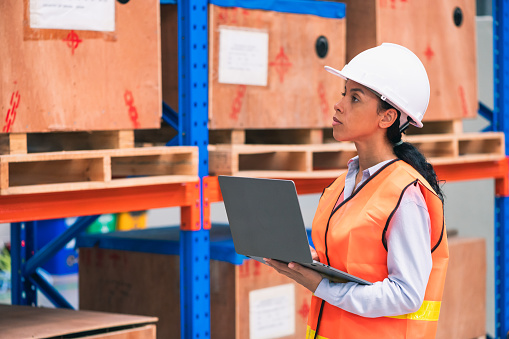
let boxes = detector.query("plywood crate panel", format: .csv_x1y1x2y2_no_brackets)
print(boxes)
0,304,157,339
437,237,486,339
161,2,346,130
341,0,477,122
78,226,313,339
0,0,161,133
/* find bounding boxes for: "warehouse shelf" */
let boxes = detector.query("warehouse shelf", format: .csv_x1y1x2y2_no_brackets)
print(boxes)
5,0,509,339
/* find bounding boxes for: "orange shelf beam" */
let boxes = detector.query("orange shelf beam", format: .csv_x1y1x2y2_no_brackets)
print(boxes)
203,158,509,225
0,182,202,230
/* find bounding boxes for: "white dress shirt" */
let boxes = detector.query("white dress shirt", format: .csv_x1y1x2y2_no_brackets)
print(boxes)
313,156,433,318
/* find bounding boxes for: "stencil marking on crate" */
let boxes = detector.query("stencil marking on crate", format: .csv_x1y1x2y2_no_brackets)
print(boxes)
298,298,310,320
458,85,469,117
62,30,83,55
218,7,250,25
124,90,140,128
269,47,293,83
424,45,435,61
4,91,21,133
379,0,407,9
230,85,247,121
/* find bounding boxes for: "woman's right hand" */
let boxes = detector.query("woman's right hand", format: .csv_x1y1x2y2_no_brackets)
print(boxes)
310,245,319,261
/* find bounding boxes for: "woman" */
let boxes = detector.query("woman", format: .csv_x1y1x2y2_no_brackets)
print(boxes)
264,43,448,339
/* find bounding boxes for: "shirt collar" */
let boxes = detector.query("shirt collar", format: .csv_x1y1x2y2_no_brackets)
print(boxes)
347,156,396,177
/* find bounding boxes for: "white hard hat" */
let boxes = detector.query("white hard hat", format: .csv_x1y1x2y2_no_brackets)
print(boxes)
325,43,430,128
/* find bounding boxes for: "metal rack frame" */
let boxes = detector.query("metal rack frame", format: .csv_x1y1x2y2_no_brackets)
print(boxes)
493,1,509,338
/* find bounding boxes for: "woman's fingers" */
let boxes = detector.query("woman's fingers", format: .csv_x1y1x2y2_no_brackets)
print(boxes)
310,246,319,261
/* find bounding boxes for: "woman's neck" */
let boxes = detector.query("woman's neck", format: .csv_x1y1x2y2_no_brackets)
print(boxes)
354,137,395,173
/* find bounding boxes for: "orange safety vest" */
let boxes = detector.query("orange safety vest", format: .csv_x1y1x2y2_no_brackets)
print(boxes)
307,159,449,339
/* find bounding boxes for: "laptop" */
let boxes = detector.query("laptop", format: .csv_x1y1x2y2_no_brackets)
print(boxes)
218,175,372,285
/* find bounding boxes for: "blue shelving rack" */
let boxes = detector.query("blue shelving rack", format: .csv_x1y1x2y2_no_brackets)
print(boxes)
176,0,211,338
494,1,509,338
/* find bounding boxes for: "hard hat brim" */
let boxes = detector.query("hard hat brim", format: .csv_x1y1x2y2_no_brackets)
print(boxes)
324,66,424,129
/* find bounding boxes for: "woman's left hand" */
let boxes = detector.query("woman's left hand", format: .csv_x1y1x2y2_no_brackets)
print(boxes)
263,258,323,293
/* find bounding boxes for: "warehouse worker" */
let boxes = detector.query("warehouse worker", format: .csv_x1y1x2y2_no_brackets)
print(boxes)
264,43,449,339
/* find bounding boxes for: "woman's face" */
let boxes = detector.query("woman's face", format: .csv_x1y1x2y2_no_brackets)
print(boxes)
332,80,382,143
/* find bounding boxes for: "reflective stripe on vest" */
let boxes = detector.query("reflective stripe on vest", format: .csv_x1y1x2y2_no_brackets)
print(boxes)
306,326,329,339
386,300,441,322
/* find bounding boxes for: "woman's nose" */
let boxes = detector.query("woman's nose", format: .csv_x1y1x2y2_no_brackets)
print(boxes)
334,99,343,114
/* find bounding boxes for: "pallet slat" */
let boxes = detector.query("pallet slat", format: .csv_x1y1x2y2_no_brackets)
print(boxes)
0,146,198,195
209,132,505,177
0,130,136,155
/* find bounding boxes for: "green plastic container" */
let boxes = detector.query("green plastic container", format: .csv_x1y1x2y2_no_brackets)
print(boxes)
86,214,117,234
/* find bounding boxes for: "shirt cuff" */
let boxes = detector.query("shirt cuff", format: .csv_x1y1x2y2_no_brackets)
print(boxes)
314,278,330,298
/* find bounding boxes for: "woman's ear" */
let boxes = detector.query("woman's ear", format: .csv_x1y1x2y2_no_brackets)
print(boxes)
379,108,398,129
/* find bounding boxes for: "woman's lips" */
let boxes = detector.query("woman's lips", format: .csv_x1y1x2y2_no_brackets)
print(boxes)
332,117,342,126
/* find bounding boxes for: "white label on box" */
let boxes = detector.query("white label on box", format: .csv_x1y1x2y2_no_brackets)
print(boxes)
218,27,269,86
249,283,295,339
30,0,115,32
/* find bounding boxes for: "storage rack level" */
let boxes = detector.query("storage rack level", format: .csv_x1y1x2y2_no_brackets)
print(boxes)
8,181,201,308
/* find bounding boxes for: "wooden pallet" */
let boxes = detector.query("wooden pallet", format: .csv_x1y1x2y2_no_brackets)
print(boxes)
0,146,198,195
209,132,505,177
0,130,136,155
209,120,466,145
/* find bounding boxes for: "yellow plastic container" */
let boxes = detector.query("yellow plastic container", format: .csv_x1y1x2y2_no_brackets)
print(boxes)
116,211,148,231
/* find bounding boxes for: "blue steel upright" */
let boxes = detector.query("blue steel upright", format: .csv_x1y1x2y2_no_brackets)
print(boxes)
177,0,210,338
494,1,509,338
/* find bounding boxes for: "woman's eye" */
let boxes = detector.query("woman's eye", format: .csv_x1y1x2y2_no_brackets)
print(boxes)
341,92,346,97
352,96,359,102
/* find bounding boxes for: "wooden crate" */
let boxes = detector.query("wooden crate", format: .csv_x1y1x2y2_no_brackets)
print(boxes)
0,304,157,339
78,226,313,339
341,0,477,122
0,146,198,195
437,237,486,339
0,0,161,133
161,2,346,130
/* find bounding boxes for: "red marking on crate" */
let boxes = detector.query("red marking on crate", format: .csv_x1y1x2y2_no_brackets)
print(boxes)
270,47,293,83
82,250,91,265
298,299,310,319
63,30,82,55
239,261,250,278
380,0,407,8
458,85,469,117
95,250,104,268
124,90,140,128
253,260,261,276
318,82,329,121
218,7,238,24
230,85,247,121
109,253,121,267
3,90,20,133
424,45,434,61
